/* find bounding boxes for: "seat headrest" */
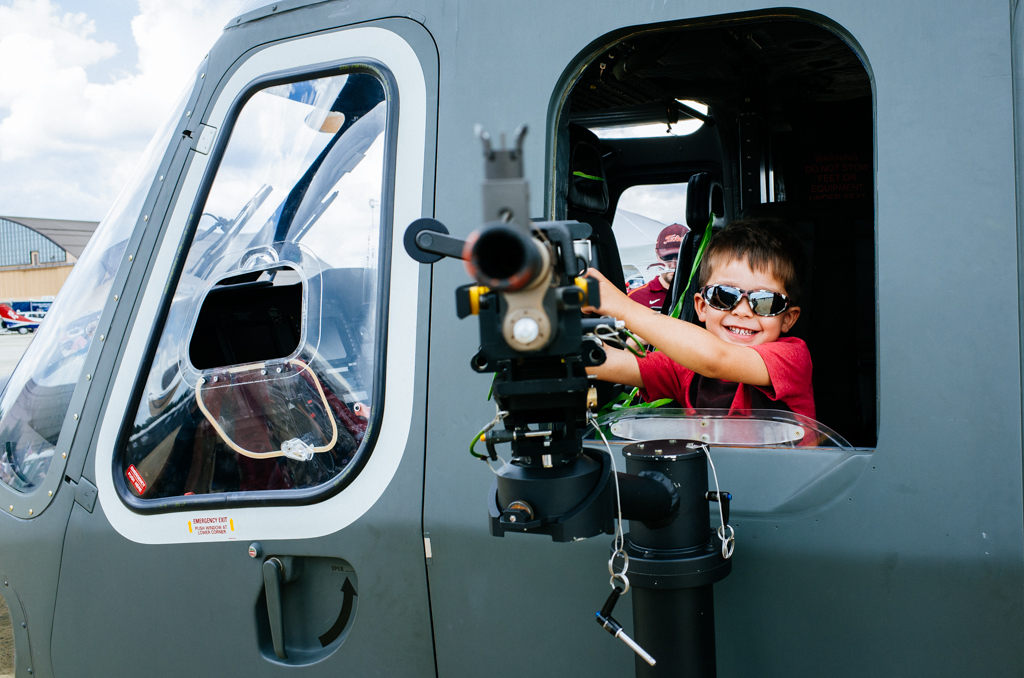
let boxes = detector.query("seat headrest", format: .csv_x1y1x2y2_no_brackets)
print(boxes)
567,124,609,214
685,172,725,233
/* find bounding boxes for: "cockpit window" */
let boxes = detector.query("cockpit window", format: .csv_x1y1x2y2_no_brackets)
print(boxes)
118,69,390,505
0,74,195,493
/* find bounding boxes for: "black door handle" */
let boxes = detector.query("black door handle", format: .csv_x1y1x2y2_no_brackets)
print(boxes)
262,557,287,659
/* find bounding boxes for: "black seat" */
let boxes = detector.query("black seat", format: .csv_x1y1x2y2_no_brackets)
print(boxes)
662,171,726,320
565,124,627,292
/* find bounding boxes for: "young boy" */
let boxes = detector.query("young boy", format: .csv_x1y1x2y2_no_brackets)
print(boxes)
586,219,814,419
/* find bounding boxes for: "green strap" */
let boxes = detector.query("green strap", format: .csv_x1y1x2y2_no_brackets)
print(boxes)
573,170,605,182
670,212,714,319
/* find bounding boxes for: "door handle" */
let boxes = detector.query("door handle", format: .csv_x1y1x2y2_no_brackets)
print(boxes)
263,557,287,659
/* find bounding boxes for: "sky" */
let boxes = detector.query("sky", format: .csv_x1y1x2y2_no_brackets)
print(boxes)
0,0,245,222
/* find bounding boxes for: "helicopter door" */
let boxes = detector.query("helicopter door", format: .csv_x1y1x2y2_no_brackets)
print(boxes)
49,22,438,676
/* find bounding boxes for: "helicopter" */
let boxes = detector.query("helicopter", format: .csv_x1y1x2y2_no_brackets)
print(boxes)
1,0,1022,676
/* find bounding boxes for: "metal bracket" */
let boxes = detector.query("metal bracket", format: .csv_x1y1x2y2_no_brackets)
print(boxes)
73,477,98,513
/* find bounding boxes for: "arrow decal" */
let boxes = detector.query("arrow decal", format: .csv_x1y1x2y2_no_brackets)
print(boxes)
319,577,358,647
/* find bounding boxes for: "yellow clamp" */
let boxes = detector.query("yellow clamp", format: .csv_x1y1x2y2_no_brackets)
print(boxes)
469,286,490,315
574,277,592,306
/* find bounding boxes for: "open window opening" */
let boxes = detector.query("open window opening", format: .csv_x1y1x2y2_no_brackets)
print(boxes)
557,14,876,447
189,265,304,371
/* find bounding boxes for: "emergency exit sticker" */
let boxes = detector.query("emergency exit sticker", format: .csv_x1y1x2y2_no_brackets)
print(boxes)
187,516,236,538
126,464,146,495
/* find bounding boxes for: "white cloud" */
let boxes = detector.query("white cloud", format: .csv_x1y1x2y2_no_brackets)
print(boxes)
0,0,242,220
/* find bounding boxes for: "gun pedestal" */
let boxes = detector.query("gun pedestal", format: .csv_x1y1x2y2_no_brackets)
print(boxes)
621,440,732,678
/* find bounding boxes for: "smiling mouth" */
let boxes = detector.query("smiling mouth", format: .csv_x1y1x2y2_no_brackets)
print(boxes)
726,326,758,337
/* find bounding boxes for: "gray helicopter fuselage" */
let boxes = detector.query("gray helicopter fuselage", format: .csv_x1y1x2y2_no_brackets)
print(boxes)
1,1,1023,676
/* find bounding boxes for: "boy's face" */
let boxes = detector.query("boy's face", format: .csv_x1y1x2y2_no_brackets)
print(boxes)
694,257,801,346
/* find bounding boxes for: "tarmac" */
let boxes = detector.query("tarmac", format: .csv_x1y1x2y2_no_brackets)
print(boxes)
0,333,34,379
0,594,11,677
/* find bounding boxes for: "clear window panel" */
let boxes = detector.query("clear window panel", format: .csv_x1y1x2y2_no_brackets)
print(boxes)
0,74,196,493
613,182,689,292
121,71,388,501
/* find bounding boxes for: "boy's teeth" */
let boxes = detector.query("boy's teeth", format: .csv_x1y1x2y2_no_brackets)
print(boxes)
728,327,755,335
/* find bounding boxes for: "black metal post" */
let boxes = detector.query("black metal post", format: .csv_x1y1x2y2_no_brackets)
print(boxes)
621,440,731,678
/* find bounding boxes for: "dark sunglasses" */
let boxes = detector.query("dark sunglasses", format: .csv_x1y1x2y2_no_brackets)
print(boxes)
700,284,790,317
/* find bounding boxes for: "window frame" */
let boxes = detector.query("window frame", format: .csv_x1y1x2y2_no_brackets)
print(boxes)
112,60,400,513
546,12,878,449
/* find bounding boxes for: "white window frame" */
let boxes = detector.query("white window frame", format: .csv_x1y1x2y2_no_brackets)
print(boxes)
94,26,428,544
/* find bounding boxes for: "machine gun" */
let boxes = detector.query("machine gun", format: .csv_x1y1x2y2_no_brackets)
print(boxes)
404,127,732,678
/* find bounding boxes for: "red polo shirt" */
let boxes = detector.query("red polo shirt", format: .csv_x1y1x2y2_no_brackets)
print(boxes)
627,276,669,311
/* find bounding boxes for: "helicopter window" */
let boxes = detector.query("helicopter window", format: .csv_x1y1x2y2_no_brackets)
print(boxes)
612,182,689,295
592,100,709,139
557,18,876,447
118,69,390,505
0,74,196,494
188,266,304,371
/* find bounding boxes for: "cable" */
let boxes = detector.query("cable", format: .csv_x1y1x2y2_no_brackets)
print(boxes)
701,443,734,559
469,402,509,475
588,411,629,589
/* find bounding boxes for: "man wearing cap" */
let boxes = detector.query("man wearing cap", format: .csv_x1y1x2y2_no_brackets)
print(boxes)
627,223,687,311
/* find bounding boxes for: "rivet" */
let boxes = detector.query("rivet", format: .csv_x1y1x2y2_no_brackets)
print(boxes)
73,413,79,420
62,452,67,459
113,295,118,301
8,506,11,512
48,491,52,497
186,111,191,117
159,175,164,181
3,581,7,586
261,369,267,375
200,73,205,79
128,255,133,262
212,376,218,383
100,335,104,341
86,374,91,380
143,215,148,221
28,509,32,516
276,367,282,373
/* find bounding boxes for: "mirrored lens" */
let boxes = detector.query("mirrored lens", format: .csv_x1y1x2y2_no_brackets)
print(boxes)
707,285,741,311
748,291,782,315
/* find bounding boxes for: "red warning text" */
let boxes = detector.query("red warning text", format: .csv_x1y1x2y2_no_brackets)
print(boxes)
126,465,147,495
188,516,234,536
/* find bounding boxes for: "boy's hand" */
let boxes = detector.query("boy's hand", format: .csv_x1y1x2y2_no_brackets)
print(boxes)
582,269,641,322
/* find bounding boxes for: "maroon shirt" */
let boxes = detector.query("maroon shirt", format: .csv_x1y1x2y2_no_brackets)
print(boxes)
635,337,815,420
627,276,669,310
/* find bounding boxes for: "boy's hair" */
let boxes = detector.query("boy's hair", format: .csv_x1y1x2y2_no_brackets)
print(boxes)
696,218,806,304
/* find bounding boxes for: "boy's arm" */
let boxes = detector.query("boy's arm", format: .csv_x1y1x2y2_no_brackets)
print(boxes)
584,270,772,387
586,345,644,387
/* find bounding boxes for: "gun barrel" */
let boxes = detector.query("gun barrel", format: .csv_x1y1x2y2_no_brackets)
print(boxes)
464,222,547,291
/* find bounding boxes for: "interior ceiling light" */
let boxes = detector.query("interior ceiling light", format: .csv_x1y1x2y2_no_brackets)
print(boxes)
592,100,709,139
